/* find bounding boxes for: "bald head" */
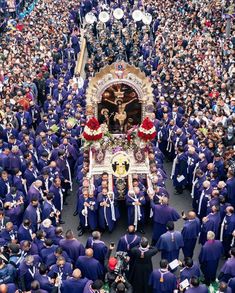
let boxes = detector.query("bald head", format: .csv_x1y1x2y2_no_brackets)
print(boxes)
72,269,82,279
188,211,196,220
86,248,93,257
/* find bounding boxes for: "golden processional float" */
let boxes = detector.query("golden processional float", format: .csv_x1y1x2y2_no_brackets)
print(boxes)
82,62,156,199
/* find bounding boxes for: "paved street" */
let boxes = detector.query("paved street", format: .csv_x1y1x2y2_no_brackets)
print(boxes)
61,162,225,271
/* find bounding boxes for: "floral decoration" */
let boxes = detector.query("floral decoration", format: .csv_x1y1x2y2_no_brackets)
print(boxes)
138,117,156,141
83,117,103,141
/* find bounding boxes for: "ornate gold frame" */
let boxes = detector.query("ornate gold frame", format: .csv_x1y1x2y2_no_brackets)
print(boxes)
85,62,155,121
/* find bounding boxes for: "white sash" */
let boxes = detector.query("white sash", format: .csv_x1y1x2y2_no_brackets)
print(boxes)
191,178,198,199
171,155,178,179
108,195,116,222
220,216,226,241
124,234,137,250
6,182,10,194
167,129,173,152
129,194,141,229
59,188,63,211
65,159,73,191
36,207,41,229
198,190,205,215
192,162,199,182
84,205,88,227
28,266,36,278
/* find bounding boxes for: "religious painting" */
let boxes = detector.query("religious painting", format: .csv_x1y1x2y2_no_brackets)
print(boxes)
98,83,142,133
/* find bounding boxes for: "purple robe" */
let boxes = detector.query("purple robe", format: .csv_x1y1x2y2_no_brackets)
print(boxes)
41,201,57,226
186,152,199,185
76,256,104,281
199,212,221,245
199,240,224,284
220,257,235,282
13,175,26,194
226,177,235,207
48,262,72,280
40,224,56,239
125,192,146,226
24,203,41,232
19,260,39,291
186,285,209,293
49,184,64,212
97,194,119,232
156,231,184,262
23,168,38,188
8,152,22,171
40,245,58,263
181,218,200,258
6,284,17,293
5,205,23,226
17,224,33,242
0,226,18,242
45,250,71,267
180,263,201,282
149,269,177,293
228,277,235,292
27,185,43,203
78,196,98,230
85,237,107,265
117,233,141,253
151,202,180,243
172,153,188,188
60,277,89,293
59,238,85,265
34,272,55,292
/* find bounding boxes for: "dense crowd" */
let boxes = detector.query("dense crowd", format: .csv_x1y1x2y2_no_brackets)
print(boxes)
0,0,234,292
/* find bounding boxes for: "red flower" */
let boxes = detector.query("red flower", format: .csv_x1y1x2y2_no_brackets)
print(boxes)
83,117,103,141
138,117,156,142
86,117,100,130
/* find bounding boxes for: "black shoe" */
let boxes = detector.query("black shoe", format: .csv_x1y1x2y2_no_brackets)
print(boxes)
73,211,78,216
138,229,145,234
77,225,82,231
59,220,65,224
78,230,84,237
63,201,68,206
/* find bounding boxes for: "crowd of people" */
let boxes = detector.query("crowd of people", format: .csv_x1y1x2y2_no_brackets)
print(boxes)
0,0,234,292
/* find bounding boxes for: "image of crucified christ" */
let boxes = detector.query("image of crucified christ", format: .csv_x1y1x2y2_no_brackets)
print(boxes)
103,96,138,132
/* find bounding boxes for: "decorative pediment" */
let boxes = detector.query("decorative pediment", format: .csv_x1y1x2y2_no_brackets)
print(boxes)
86,62,154,119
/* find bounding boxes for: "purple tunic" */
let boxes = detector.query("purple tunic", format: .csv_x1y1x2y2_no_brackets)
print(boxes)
149,269,177,293
181,218,200,258
59,238,85,264
117,233,141,253
186,285,209,293
151,202,180,243
199,240,224,282
76,256,104,281
156,231,184,262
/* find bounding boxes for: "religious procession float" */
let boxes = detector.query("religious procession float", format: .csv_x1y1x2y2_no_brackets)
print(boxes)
81,62,157,198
